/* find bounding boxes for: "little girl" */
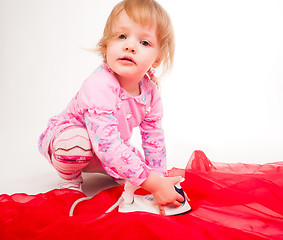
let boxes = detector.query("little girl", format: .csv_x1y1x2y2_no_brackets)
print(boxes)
39,0,184,215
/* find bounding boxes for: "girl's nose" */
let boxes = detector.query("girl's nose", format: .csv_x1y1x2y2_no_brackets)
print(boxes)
125,47,136,54
124,40,136,54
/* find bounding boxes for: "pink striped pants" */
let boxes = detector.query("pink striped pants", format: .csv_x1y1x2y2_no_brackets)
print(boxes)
49,125,107,180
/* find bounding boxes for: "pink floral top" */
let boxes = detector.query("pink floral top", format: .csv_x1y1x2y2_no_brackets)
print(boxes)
39,63,167,186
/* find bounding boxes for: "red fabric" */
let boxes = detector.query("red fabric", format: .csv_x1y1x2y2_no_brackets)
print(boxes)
1,150,283,239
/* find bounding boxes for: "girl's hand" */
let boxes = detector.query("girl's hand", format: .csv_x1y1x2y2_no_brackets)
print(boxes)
141,172,185,215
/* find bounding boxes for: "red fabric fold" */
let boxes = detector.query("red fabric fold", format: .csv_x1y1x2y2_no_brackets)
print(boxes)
1,150,282,239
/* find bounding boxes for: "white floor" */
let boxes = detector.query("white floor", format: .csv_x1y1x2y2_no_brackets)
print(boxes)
0,136,119,196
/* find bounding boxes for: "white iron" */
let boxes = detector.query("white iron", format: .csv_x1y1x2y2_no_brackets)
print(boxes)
70,179,191,217
117,179,192,216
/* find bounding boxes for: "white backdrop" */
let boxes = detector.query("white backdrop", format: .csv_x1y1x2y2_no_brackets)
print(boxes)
1,0,282,194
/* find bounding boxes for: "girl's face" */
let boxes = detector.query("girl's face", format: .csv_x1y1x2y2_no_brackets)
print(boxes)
106,10,160,84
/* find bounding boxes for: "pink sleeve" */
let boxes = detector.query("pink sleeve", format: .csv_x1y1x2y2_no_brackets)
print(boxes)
139,86,168,177
76,66,120,114
84,111,151,186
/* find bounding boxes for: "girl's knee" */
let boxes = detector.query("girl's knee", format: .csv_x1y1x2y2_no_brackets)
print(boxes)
51,126,92,157
49,126,93,178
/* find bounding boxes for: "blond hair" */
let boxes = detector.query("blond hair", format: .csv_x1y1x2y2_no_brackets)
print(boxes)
97,0,175,84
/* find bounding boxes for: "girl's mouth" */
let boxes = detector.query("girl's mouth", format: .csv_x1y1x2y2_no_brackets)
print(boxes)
118,57,136,65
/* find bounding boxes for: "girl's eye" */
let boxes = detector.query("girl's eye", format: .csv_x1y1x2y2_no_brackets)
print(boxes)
141,40,150,47
118,34,126,39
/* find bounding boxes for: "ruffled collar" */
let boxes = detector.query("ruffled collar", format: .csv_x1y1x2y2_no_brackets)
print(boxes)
102,63,152,105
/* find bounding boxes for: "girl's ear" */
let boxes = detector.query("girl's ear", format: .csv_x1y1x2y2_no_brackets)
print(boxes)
152,54,163,68
152,59,160,68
